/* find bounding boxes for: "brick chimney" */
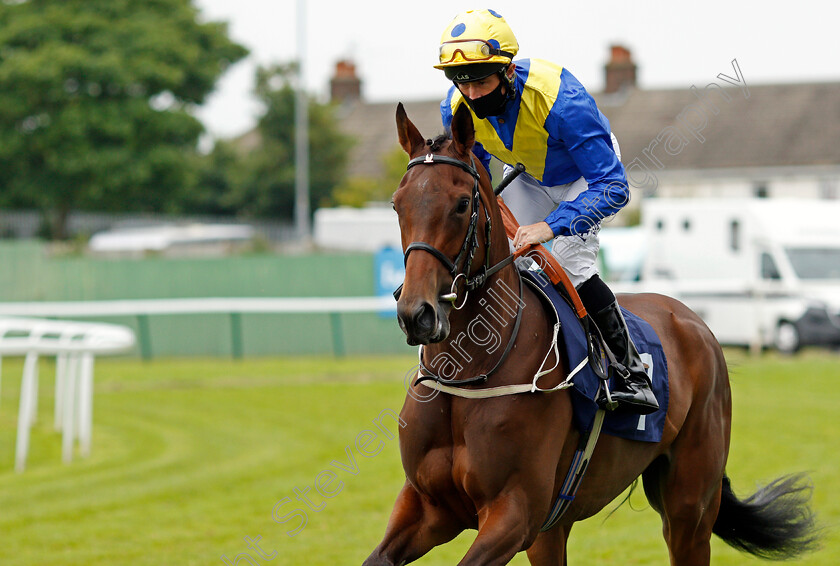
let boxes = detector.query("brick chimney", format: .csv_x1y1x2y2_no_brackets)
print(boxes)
604,45,637,94
330,59,362,103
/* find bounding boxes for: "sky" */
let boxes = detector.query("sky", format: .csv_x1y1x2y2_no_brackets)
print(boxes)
192,0,840,140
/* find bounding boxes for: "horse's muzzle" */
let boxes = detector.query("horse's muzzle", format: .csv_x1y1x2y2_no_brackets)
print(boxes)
397,299,450,345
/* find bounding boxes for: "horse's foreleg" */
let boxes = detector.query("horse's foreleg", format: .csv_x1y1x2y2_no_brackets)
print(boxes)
363,480,463,566
457,493,534,566
526,525,571,566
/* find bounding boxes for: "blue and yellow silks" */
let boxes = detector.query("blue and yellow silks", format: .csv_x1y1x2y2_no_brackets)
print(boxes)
441,59,630,238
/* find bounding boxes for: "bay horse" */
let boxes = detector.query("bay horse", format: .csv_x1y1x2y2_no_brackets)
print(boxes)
363,103,817,565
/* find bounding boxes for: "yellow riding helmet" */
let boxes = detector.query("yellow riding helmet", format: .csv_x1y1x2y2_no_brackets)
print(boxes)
434,9,519,76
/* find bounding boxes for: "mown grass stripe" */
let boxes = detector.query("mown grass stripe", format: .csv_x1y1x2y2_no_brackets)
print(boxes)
0,351,837,565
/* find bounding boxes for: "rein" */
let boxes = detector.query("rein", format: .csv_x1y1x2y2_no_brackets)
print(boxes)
397,148,606,532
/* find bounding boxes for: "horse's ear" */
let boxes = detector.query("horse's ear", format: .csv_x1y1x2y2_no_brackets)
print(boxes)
396,102,425,156
450,104,475,157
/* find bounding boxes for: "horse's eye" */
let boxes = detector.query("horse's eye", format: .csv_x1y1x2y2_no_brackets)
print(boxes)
456,197,470,214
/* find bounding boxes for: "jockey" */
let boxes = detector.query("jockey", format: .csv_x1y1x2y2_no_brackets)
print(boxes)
435,9,658,415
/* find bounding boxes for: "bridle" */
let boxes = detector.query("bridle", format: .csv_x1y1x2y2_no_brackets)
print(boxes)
397,150,523,387
395,152,514,309
395,152,538,389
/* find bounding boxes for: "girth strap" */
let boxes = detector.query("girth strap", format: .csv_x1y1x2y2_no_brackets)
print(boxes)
540,408,606,531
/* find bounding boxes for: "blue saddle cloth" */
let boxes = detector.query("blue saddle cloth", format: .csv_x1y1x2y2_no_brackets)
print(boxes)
521,270,669,442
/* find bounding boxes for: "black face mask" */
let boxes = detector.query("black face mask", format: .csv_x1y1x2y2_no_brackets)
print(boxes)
461,77,511,119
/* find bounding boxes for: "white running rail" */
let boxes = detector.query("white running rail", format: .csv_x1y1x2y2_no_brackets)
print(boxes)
0,317,136,472
0,297,398,359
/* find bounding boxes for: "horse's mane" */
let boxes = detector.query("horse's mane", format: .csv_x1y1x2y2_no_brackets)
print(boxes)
426,134,450,152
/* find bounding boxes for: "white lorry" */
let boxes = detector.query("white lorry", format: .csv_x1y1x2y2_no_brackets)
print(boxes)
617,198,840,353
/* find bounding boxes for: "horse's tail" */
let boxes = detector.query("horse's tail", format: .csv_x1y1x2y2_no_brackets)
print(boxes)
712,473,820,560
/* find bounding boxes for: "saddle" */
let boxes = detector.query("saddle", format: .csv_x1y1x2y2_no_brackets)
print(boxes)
499,198,669,442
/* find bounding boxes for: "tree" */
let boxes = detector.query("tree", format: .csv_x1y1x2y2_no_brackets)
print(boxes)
217,64,352,220
0,0,247,238
185,138,242,216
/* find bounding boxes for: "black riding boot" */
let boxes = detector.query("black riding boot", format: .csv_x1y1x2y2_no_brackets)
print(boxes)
593,301,660,415
575,275,659,415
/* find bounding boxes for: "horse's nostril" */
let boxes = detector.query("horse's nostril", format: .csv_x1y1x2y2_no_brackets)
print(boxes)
414,302,436,333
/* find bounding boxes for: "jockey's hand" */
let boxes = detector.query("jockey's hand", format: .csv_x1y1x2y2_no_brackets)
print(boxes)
513,222,554,250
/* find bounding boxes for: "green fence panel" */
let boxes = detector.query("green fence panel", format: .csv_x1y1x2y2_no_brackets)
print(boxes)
0,241,413,357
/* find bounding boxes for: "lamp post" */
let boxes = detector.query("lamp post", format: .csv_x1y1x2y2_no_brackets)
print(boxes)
294,0,310,244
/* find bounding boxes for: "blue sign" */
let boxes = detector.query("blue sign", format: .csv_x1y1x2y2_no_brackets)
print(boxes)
374,246,404,317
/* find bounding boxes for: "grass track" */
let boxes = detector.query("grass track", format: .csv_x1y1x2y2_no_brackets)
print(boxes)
0,350,837,565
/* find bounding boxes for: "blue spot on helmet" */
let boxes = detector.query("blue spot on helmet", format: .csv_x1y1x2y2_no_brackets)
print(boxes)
451,23,466,37
488,9,503,18
488,39,500,49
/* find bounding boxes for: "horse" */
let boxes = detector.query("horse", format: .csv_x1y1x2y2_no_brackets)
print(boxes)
363,103,818,565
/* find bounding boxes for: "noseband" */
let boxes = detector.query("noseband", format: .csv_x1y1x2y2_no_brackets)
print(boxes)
397,152,513,308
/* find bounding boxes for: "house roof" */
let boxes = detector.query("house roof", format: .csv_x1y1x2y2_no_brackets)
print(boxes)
335,81,840,180
594,81,840,172
334,99,443,179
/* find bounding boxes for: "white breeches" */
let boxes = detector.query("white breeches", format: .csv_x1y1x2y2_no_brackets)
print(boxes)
501,133,621,288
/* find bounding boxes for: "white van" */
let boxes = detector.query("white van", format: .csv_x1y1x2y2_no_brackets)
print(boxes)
622,199,840,353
